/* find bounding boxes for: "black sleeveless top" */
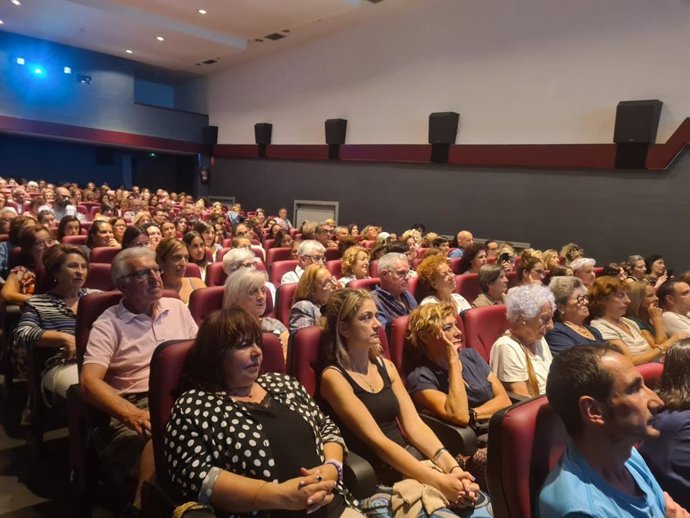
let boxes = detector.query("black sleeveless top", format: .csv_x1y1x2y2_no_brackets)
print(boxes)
326,359,407,485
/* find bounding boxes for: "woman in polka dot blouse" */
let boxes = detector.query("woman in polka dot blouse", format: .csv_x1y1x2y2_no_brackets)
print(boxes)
163,307,364,518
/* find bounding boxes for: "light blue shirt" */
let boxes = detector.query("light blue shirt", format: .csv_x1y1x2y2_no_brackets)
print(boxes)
539,444,666,518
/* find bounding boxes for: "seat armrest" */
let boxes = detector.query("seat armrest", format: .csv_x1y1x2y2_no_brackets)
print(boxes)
420,413,478,457
343,451,378,500
142,480,217,518
507,392,530,403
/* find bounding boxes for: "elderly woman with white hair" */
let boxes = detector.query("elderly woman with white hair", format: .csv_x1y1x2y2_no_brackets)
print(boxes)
223,268,289,358
489,284,555,397
570,257,596,288
222,247,276,303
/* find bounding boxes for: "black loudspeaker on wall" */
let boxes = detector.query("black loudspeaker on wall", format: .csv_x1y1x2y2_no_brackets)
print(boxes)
428,112,460,163
325,119,347,159
613,99,663,169
255,123,272,157
202,125,218,146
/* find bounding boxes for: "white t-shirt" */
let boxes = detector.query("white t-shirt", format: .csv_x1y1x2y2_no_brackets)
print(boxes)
662,311,690,336
280,265,304,285
590,317,650,357
420,293,472,314
490,333,553,395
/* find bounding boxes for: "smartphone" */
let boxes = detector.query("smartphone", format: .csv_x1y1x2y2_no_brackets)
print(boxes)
498,252,511,263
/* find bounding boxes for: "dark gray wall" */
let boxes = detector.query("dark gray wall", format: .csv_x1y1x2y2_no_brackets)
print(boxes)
211,150,690,271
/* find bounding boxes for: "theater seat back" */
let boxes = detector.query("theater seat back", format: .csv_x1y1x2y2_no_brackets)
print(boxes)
271,260,299,285
462,305,508,362
456,273,482,303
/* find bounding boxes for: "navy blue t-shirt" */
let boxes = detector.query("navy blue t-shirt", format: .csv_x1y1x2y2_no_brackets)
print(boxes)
406,348,493,408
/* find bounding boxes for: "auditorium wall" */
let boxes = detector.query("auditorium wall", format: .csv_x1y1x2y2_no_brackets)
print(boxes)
200,0,689,146
211,149,690,271
0,32,208,143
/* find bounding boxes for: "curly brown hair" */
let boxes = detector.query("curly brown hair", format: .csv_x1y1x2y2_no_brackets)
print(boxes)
588,276,627,318
416,254,450,300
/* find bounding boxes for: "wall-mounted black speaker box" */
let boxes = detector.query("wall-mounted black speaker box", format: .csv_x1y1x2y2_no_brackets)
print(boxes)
254,123,273,145
613,100,663,144
325,119,348,145
428,112,459,144
202,125,218,146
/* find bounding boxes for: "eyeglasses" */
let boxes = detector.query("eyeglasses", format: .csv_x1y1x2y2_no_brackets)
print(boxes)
575,295,589,305
390,269,411,279
302,254,325,263
122,267,161,282
530,269,546,278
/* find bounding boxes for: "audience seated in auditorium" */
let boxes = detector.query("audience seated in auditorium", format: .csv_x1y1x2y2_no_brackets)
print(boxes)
457,244,488,276
372,252,418,328
570,257,596,289
0,215,36,281
639,343,690,510
224,268,288,357
39,186,81,221
183,231,209,282
165,307,362,518
540,345,688,518
473,264,508,308
589,277,666,365
156,238,205,304
1,226,53,306
288,264,337,333
416,255,471,315
338,246,370,287
449,230,473,259
319,289,480,515
80,247,198,514
545,276,604,356
87,220,118,249
659,279,690,336
280,240,326,285
405,303,511,486
559,242,583,266
490,284,555,397
515,255,546,287
57,215,81,242
645,254,669,291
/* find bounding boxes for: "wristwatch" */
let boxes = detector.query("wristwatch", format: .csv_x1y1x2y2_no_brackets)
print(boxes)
468,408,478,427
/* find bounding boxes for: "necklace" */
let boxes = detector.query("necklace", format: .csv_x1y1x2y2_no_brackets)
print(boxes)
350,366,377,392
564,321,595,339
227,384,254,399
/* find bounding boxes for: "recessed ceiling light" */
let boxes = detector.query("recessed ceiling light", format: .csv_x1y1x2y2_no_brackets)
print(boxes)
0,19,4,24
156,36,165,42
197,9,207,14
125,49,133,54
10,0,21,5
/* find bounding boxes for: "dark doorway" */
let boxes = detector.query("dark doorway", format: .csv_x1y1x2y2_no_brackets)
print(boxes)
133,153,196,195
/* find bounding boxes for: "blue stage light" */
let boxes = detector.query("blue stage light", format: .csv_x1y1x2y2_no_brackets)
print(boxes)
16,57,25,65
32,66,44,75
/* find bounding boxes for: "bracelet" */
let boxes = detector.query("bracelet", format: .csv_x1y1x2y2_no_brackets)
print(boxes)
252,481,269,508
432,447,448,463
324,459,343,485
449,465,464,474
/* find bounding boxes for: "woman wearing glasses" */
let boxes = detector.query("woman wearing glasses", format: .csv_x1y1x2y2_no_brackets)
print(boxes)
515,255,546,287
289,264,338,333
545,277,604,356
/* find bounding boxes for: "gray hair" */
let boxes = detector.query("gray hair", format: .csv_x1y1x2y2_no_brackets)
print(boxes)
378,252,409,273
111,247,155,284
478,264,504,291
549,276,584,307
626,254,644,270
222,248,255,275
505,284,556,323
223,268,268,308
297,240,325,257
569,257,595,272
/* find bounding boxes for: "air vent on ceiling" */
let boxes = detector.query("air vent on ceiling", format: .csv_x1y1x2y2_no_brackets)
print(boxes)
202,58,218,65
264,32,286,41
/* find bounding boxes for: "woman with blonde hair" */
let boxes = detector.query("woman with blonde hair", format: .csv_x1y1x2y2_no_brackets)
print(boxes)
416,255,471,314
288,263,338,332
338,246,370,287
541,249,561,272
319,289,480,515
625,280,685,352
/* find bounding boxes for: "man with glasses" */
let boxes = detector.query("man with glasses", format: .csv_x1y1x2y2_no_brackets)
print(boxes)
81,247,198,515
315,223,337,249
280,240,326,285
373,252,418,328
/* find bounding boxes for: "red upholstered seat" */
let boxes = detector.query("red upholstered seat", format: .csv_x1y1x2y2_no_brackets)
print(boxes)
594,266,605,276
184,263,202,279
270,260,298,286
636,362,664,389
222,238,233,248
449,258,462,274
406,276,420,300
266,247,292,269
369,259,379,277
276,282,299,328
216,247,231,262
348,278,380,291
90,246,121,264
462,305,508,362
75,291,123,364
325,248,341,261
61,234,88,245
84,263,115,291
325,259,342,277
456,273,482,303
205,262,227,287
263,239,275,250
487,396,569,518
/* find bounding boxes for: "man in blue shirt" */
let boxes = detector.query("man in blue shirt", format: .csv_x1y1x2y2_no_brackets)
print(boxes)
540,344,689,518
372,252,417,328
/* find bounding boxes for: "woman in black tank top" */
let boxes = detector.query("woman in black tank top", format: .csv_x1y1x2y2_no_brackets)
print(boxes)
319,289,480,512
